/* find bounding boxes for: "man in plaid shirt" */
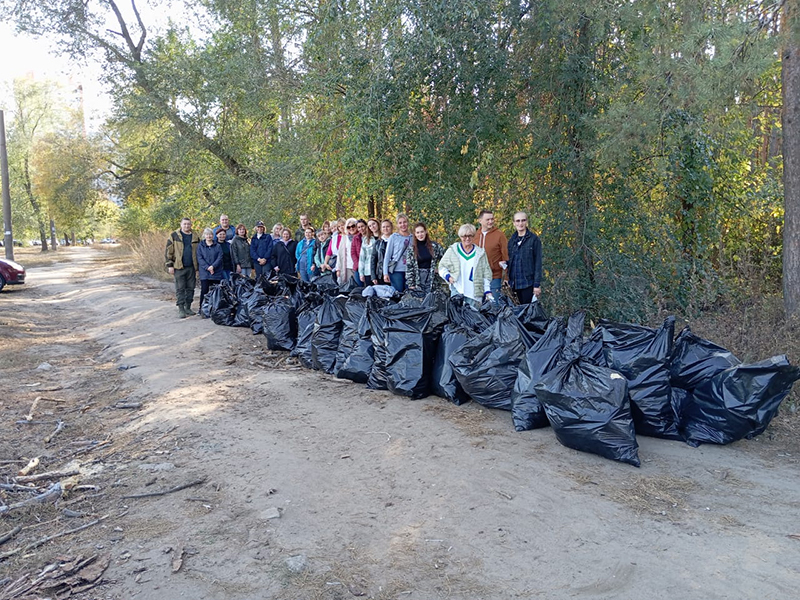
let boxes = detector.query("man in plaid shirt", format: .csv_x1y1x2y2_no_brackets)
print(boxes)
506,211,542,304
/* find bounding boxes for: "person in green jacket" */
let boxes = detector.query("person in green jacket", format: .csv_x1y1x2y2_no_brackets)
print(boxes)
165,217,200,318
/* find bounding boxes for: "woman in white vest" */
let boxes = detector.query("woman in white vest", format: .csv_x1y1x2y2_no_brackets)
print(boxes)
438,223,493,306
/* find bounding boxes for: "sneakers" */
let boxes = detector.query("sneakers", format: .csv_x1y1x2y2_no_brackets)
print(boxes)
184,303,196,316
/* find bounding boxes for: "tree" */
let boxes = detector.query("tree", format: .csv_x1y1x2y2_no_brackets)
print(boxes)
784,0,800,315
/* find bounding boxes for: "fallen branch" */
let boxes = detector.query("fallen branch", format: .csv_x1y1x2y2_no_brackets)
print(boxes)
0,483,61,515
16,469,79,484
44,420,65,444
112,402,142,409
24,397,41,421
0,483,39,492
0,526,22,546
0,515,109,561
122,478,206,499
18,457,40,476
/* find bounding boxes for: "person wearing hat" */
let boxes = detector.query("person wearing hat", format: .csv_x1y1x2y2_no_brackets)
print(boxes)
250,221,273,279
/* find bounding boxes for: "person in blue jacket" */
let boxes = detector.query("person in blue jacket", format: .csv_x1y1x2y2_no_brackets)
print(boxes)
295,226,317,282
250,221,273,279
197,227,223,316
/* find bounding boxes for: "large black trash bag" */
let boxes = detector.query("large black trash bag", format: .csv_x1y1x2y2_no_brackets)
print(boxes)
291,294,324,368
535,353,640,467
366,298,392,390
449,307,535,410
581,326,606,366
479,294,516,321
310,271,339,293
336,301,376,383
311,295,347,373
231,276,258,328
677,355,800,446
669,327,741,390
335,294,367,377
510,317,567,431
377,292,447,398
202,281,237,326
598,317,681,440
245,288,270,334
513,301,550,338
262,297,297,351
431,296,491,405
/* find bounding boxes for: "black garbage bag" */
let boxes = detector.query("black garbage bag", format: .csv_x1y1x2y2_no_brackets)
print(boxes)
310,271,339,293
366,298,391,390
432,325,478,405
677,356,800,446
377,293,447,398
447,294,492,331
479,294,516,321
335,295,366,376
231,276,258,328
580,326,606,366
669,327,741,390
598,317,681,440
513,301,549,338
201,281,237,326
336,303,376,383
510,317,566,431
262,297,297,351
450,307,535,410
244,288,270,335
536,356,640,467
312,295,346,373
291,294,324,368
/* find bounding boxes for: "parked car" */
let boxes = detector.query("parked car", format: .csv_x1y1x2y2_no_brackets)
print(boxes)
0,258,25,292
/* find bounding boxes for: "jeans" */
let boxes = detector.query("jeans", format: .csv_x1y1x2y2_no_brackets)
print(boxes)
490,277,503,297
299,268,311,282
221,270,232,281
254,262,269,279
240,267,253,279
352,269,361,287
174,267,196,307
389,271,406,293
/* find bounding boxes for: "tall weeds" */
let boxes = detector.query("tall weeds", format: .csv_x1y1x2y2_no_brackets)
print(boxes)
127,231,172,281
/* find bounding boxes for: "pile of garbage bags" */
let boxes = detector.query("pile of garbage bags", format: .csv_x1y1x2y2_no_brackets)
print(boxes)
200,274,800,467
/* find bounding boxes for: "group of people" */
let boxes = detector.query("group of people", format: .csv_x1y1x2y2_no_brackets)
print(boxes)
165,210,542,318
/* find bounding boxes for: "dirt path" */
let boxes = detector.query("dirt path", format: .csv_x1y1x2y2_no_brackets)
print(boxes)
1,247,799,599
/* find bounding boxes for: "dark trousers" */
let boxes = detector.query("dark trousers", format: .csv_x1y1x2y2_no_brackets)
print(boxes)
174,267,196,307
514,286,534,305
200,279,220,311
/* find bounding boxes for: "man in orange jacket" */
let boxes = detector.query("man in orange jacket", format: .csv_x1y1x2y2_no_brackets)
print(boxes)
476,209,509,298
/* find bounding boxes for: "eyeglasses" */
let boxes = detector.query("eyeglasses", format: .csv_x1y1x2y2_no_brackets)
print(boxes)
514,219,527,222
460,234,474,238
347,225,356,229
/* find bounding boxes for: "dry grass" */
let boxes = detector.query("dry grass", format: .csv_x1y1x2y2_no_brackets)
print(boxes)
609,475,696,517
126,231,172,281
422,401,499,438
8,246,82,269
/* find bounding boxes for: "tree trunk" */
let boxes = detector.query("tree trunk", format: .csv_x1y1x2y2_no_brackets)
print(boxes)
783,0,800,315
49,217,57,250
22,157,48,251
368,194,376,219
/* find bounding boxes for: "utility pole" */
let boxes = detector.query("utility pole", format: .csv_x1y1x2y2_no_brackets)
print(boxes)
0,110,14,261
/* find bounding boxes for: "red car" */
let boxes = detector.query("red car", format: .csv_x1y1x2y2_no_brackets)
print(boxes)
0,258,25,292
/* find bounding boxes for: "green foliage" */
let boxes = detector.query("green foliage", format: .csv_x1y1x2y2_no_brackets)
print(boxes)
2,0,789,319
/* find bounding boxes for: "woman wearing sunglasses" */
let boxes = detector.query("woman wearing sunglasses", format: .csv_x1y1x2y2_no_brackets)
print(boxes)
506,211,542,304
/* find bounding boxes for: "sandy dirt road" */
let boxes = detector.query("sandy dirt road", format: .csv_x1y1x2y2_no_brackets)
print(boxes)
1,247,799,599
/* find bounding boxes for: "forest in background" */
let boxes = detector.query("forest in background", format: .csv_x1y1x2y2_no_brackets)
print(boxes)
1,0,797,322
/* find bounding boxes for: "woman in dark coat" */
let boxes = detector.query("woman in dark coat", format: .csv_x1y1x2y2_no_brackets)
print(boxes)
506,211,543,305
197,227,223,316
271,227,298,277
406,222,445,292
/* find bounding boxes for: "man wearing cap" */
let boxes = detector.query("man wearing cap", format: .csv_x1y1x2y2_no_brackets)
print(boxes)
213,214,235,241
250,221,273,279
476,209,509,298
165,217,200,318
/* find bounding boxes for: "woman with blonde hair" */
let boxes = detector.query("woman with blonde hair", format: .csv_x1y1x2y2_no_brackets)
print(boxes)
323,218,346,272
438,223,493,305
335,217,358,285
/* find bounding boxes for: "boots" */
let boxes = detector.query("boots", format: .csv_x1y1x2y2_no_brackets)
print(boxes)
177,304,188,319
184,303,196,316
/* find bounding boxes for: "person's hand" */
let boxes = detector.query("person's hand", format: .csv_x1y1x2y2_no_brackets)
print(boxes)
168,267,174,275
445,274,453,284
534,287,541,298
236,265,242,274
360,275,365,283
372,279,379,286
311,265,316,271
208,266,214,274
484,291,494,302
499,261,508,270
274,266,280,272
384,275,390,284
